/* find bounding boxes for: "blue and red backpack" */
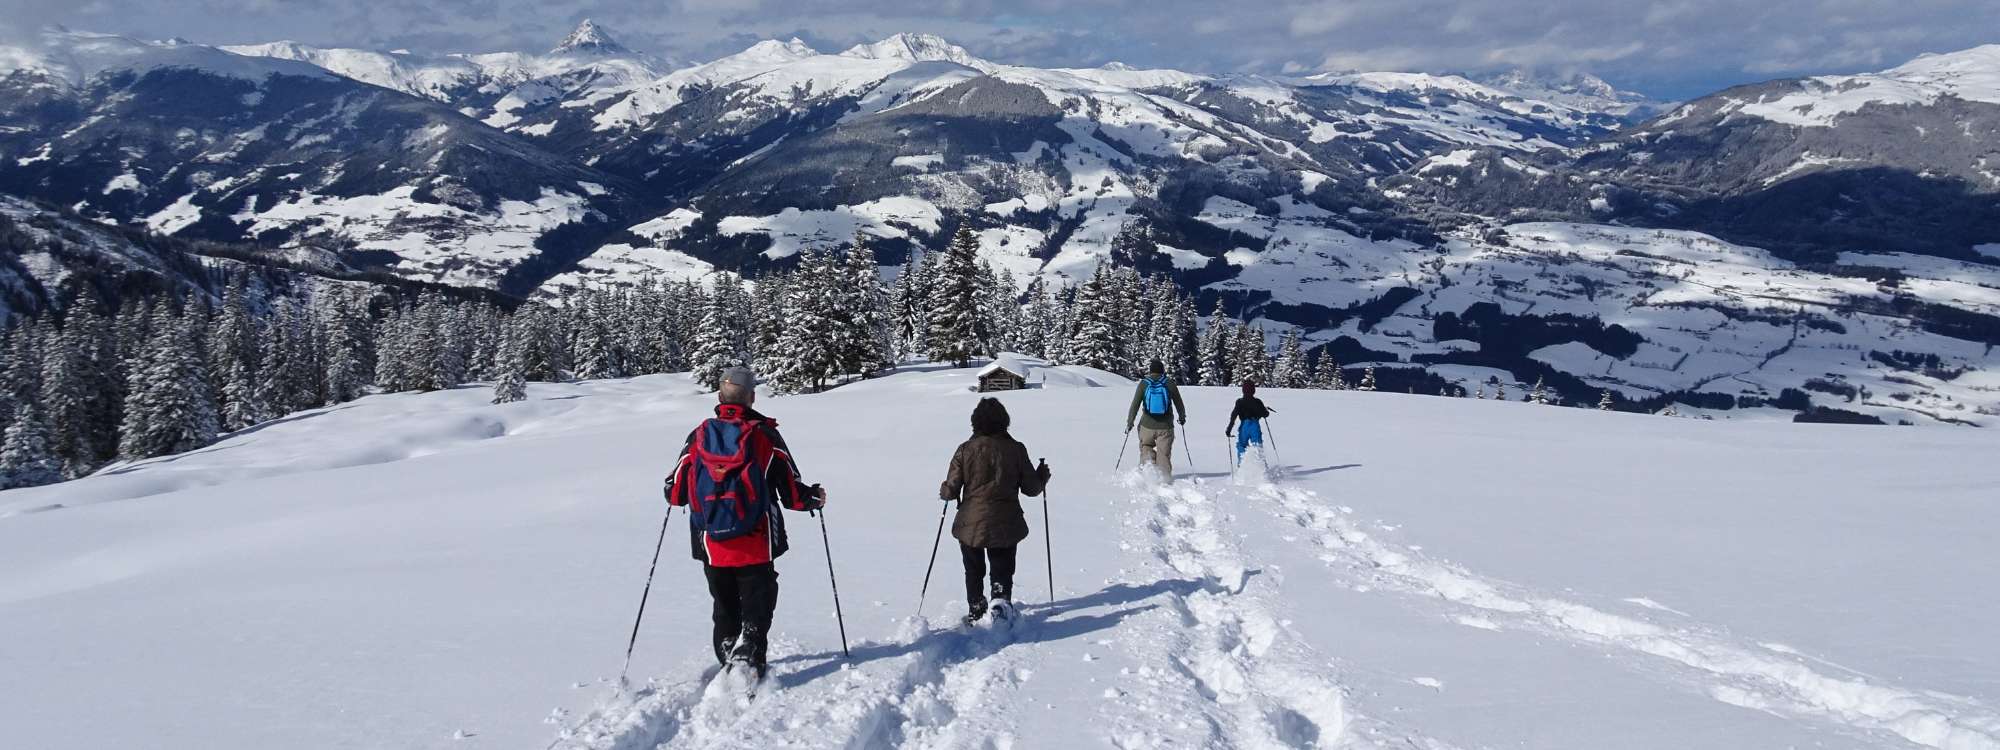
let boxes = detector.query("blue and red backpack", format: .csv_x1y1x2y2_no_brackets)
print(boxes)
685,410,777,541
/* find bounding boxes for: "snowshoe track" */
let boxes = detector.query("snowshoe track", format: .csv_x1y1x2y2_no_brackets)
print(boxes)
1105,474,1454,750
553,617,1035,749
1256,483,2000,750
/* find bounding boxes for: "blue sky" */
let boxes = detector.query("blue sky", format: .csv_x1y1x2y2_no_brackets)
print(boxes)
3,0,1997,99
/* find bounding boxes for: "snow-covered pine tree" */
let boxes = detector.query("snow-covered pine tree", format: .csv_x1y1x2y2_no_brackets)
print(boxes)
1530,377,1550,405
491,320,528,405
1067,263,1121,371
1048,284,1078,364
30,320,80,479
1112,268,1146,374
435,300,474,387
323,288,371,405
1494,381,1507,401
373,303,412,392
288,302,328,409
0,401,62,489
1,318,45,432
464,302,502,381
1598,390,1614,411
925,227,984,368
1019,278,1052,360
750,272,790,380
1308,350,1341,390
520,305,564,382
841,238,892,376
1171,293,1198,382
570,295,619,381
207,275,261,431
774,250,847,392
1475,385,1486,399
1230,323,1269,386
1197,300,1232,386
889,251,930,361
981,263,1021,356
691,279,745,391
666,282,692,374
1272,329,1305,388
1358,366,1378,392
1146,282,1180,378
119,305,220,460
40,287,119,477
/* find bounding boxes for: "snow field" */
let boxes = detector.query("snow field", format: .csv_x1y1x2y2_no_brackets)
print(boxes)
3,366,1998,749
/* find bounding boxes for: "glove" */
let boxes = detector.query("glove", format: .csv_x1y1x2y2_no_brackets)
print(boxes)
811,484,828,509
1177,417,1186,426
1124,423,1133,434
1036,460,1051,483
1226,429,1233,437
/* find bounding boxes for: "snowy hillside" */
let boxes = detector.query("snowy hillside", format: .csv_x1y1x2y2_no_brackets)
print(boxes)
3,365,1996,749
1735,45,2000,127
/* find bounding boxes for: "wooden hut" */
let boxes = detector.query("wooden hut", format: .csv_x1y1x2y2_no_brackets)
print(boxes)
976,355,1029,392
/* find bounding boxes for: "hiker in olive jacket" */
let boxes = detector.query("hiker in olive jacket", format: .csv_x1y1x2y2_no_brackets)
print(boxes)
940,397,1050,623
1124,359,1186,475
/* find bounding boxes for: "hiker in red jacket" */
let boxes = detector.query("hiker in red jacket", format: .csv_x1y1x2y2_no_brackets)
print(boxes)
663,367,824,679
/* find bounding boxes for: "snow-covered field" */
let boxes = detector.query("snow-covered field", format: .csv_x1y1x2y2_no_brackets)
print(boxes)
2,364,1996,749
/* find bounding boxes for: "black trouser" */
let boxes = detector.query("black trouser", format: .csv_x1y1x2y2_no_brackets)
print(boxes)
703,562,778,667
960,544,1017,606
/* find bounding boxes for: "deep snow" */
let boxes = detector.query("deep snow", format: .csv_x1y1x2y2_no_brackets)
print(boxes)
1,363,1996,749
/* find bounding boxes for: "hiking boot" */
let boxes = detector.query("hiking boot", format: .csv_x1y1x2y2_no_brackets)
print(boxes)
964,598,989,625
714,636,737,666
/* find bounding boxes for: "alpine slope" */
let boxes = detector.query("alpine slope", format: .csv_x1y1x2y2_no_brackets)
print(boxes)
1,362,1996,749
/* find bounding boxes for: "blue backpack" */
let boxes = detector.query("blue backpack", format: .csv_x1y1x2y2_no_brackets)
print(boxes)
685,414,776,541
1144,376,1171,416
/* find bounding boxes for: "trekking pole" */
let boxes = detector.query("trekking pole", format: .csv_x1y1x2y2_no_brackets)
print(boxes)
1180,429,1198,475
813,498,851,659
1039,459,1053,603
1265,420,1283,468
916,499,951,618
619,506,673,688
1113,428,1132,471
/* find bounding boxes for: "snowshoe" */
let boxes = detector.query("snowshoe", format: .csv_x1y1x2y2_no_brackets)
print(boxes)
718,658,769,698
962,599,989,627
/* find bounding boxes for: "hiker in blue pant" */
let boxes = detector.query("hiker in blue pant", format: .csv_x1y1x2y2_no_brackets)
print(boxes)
1226,380,1273,461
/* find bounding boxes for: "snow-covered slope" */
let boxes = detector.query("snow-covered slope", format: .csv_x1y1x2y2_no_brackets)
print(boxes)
0,28,333,88
0,28,635,292
225,20,674,138
1737,45,2000,127
2,365,1996,749
1396,44,2000,266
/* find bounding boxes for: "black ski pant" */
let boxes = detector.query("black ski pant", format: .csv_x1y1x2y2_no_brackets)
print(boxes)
703,562,778,667
960,544,1017,606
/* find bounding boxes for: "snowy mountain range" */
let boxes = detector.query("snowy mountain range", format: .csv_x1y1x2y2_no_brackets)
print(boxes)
2,22,1999,425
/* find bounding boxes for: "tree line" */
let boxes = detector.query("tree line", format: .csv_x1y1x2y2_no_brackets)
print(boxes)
2,226,1388,490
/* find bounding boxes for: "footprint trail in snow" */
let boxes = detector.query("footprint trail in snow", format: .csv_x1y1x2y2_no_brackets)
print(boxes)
1254,482,2000,750
1098,472,1456,749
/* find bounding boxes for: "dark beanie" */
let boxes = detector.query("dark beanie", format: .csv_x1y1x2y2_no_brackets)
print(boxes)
1148,359,1165,375
971,397,1010,436
1242,380,1257,396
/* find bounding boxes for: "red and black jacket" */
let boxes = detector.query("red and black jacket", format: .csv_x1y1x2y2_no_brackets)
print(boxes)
663,404,818,567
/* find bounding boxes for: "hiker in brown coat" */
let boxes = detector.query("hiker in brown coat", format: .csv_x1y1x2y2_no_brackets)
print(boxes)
940,397,1051,623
